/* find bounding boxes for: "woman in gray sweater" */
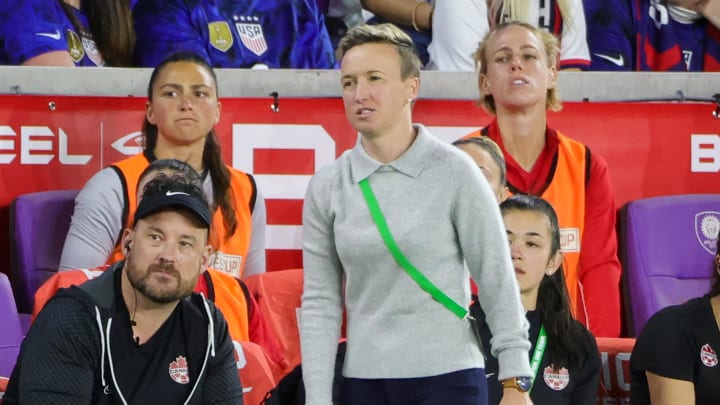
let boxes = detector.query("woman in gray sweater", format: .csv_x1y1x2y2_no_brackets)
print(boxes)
300,23,533,405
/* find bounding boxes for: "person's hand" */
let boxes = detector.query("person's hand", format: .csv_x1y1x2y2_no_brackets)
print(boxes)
699,0,720,30
499,388,533,405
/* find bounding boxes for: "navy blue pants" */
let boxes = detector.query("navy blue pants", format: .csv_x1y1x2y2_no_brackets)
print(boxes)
340,368,487,405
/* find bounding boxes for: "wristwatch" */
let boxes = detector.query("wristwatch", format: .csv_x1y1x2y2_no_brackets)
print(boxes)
501,376,532,393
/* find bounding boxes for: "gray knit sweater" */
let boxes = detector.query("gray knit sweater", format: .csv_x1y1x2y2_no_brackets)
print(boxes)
301,124,532,404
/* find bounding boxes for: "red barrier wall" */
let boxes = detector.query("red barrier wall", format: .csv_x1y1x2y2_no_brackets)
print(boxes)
1,96,719,274
597,337,635,404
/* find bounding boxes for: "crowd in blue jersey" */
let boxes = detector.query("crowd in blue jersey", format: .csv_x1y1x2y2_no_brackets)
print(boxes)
0,0,718,71
0,0,336,69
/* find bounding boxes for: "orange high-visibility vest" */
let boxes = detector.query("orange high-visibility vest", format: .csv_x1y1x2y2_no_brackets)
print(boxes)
204,269,251,342
107,153,257,278
465,129,589,325
539,133,587,324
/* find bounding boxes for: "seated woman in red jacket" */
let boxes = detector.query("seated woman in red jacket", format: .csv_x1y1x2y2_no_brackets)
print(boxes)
471,21,622,337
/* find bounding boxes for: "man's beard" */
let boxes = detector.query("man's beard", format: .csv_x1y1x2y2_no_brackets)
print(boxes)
126,261,194,304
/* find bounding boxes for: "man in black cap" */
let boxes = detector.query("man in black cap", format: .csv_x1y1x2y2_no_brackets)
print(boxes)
4,175,244,405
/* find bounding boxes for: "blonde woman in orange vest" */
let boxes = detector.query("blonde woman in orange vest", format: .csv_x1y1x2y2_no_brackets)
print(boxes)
59,52,266,279
470,21,621,337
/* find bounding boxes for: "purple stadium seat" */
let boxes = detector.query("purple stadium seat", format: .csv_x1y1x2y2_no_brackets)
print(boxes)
621,194,720,336
9,189,78,314
0,272,22,378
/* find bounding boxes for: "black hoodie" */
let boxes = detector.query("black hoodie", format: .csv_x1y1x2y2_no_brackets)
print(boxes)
4,262,243,405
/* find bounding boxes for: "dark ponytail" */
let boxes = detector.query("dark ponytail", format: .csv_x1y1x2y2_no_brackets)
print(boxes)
202,130,238,236
142,52,238,238
500,194,590,368
86,0,135,66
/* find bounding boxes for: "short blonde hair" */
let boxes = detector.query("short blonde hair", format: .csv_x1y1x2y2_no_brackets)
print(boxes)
337,23,422,80
474,21,562,114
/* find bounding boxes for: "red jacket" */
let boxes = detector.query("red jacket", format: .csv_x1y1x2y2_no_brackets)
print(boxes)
467,121,622,337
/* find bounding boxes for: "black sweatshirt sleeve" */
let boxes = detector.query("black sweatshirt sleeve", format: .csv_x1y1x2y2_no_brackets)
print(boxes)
203,304,244,404
6,295,100,404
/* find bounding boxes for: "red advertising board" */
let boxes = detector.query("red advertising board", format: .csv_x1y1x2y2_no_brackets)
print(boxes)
596,337,634,404
1,96,719,274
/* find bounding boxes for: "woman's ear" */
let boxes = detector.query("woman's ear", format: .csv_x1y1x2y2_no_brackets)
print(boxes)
146,100,155,124
546,64,558,90
546,251,563,275
215,100,222,124
497,186,509,203
479,73,492,95
405,76,420,102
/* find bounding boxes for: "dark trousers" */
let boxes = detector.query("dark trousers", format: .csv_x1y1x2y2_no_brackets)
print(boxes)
340,368,487,405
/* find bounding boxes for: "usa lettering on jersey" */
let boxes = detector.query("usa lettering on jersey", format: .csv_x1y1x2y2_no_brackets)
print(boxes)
80,33,104,66
234,16,267,56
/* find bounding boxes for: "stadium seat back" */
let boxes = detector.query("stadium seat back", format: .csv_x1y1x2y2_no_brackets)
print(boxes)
10,189,78,314
243,268,304,380
621,194,720,335
0,273,23,378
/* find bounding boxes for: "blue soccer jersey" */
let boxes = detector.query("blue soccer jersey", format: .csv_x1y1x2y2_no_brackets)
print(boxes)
586,0,720,71
133,0,336,68
0,0,104,66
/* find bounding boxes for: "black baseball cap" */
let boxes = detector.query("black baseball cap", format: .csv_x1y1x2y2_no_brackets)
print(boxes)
134,186,211,228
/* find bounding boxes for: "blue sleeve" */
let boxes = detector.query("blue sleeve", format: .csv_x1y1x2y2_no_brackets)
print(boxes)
0,0,72,65
584,0,635,70
133,0,211,67
133,0,335,68
288,0,335,68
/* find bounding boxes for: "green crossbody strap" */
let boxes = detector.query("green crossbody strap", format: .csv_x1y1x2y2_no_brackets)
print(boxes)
358,178,469,320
